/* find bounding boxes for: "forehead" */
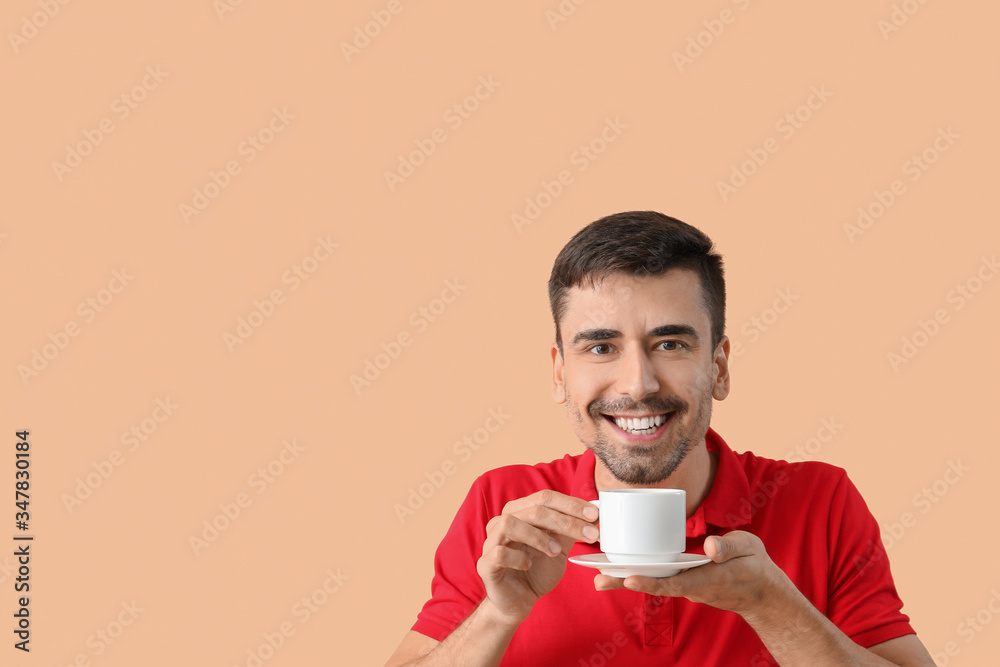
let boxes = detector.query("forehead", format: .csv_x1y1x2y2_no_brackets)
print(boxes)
561,269,710,334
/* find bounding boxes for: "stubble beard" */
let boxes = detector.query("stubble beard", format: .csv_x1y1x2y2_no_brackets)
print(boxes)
568,388,713,485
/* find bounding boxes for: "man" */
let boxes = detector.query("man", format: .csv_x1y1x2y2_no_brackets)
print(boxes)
386,211,934,666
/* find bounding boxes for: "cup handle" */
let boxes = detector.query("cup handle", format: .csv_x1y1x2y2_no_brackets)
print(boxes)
589,499,599,509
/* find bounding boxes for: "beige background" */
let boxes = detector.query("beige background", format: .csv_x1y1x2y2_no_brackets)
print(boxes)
2,1,998,665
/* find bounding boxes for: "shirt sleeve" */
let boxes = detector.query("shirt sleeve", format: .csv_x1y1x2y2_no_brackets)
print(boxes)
411,475,492,641
824,471,916,647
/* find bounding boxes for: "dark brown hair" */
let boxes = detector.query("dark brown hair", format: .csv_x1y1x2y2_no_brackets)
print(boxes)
548,211,726,354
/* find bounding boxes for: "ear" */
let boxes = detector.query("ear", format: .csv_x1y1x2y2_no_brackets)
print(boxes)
712,335,731,401
551,343,566,404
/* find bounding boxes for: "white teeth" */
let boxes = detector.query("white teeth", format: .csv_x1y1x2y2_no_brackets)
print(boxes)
612,413,668,433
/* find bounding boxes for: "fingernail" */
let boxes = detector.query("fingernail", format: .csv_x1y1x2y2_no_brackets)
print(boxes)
582,525,599,540
584,505,598,520
549,540,561,555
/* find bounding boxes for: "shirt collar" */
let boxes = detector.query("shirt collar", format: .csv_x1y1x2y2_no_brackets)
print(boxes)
691,427,752,535
572,427,751,536
572,449,599,501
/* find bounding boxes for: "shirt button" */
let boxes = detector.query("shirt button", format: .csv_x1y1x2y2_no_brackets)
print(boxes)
651,596,664,606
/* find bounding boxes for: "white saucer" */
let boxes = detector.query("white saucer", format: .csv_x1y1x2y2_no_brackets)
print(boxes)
569,552,712,578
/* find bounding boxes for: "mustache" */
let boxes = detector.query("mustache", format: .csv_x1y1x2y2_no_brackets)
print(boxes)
588,394,688,418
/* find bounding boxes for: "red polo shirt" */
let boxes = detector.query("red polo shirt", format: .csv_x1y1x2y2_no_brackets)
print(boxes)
412,428,915,665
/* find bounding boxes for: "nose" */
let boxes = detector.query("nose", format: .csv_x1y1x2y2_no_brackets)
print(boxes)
614,345,660,399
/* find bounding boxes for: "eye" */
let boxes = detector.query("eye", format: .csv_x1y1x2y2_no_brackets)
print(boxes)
588,343,613,355
657,340,686,351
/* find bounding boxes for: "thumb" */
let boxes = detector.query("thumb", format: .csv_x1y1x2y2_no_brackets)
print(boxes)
705,530,758,563
705,534,739,563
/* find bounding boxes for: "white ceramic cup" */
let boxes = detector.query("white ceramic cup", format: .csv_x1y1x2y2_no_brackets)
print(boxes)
591,488,686,564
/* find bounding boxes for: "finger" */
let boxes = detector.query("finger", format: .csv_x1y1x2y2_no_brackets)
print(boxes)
622,575,685,597
502,489,600,523
503,503,599,546
478,544,533,577
704,536,726,562
483,515,563,557
705,531,760,563
593,574,627,591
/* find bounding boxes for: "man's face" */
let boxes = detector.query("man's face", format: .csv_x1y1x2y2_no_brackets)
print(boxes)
550,269,730,486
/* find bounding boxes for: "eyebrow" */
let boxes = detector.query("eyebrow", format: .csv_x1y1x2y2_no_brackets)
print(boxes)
569,324,701,347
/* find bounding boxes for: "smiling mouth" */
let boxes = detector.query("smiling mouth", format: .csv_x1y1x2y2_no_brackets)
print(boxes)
602,412,672,435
